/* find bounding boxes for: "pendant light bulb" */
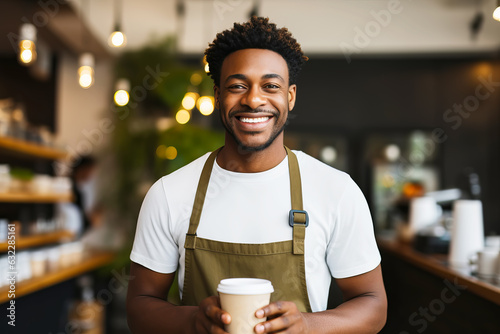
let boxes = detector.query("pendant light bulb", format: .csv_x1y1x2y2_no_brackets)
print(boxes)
78,53,95,89
109,0,126,47
108,30,127,48
18,23,37,66
494,0,500,21
114,78,130,106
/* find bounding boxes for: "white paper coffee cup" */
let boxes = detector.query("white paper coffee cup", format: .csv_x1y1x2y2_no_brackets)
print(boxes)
217,278,274,334
477,248,500,279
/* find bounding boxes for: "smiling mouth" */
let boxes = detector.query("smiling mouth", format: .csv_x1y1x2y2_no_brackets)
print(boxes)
237,116,271,123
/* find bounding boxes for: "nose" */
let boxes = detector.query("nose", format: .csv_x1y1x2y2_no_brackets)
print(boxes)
241,85,266,110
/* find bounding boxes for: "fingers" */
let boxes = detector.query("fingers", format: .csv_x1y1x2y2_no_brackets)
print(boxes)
204,299,229,324
255,301,295,319
254,301,306,334
197,296,231,333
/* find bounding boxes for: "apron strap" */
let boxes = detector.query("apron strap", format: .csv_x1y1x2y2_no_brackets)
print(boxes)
185,147,222,250
185,146,307,255
285,147,308,255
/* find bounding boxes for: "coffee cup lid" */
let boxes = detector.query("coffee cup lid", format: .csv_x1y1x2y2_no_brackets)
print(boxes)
217,278,274,295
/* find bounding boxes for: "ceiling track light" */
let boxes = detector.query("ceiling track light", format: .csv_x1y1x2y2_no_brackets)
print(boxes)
18,23,37,66
108,0,127,47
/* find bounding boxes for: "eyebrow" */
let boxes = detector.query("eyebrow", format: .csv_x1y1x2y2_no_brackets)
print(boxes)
224,73,285,84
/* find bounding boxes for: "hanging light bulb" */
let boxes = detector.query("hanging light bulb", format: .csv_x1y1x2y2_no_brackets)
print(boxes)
109,30,126,47
78,53,95,89
18,23,37,66
108,0,127,47
114,79,130,106
494,0,500,21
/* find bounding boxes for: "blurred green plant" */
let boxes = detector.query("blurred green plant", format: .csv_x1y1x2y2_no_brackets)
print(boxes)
99,35,224,272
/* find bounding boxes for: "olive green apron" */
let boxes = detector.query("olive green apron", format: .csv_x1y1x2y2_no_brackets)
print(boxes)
182,147,312,313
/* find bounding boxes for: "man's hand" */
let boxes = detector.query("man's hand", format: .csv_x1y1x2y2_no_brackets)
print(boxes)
254,301,309,334
191,296,232,334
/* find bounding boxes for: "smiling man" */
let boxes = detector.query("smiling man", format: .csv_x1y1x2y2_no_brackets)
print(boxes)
127,17,387,334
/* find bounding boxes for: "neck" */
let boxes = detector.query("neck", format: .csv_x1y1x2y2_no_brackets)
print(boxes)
216,136,287,173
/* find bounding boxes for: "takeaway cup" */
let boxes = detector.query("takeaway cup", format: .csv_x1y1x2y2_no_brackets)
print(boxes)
449,200,485,269
408,196,442,237
217,278,274,334
476,248,500,281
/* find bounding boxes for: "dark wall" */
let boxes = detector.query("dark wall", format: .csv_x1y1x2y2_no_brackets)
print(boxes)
287,56,500,235
0,55,58,132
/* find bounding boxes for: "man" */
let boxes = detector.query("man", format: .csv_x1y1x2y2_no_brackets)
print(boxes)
127,17,387,333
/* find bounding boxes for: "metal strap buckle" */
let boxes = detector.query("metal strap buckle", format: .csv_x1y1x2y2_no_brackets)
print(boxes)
288,209,309,228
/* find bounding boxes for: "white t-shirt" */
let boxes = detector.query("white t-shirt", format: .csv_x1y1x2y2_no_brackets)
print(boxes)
130,150,381,312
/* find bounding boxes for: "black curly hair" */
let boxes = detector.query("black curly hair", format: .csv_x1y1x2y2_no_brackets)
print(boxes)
205,16,308,87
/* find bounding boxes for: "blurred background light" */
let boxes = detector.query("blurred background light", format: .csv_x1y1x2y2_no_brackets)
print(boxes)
319,146,337,164
78,53,95,89
384,144,401,162
176,109,190,124
113,78,130,106
197,96,214,116
18,23,37,66
181,92,198,110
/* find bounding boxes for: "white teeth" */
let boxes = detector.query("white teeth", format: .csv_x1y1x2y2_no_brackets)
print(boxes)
239,117,270,123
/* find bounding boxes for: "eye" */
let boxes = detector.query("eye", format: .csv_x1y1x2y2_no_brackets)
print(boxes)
264,83,280,90
227,84,246,90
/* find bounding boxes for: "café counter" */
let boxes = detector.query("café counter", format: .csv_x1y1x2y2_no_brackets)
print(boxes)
377,236,500,333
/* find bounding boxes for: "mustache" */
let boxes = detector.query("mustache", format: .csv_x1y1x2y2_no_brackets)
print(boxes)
228,108,279,118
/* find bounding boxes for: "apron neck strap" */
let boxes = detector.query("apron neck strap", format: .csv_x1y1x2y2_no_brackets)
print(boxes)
185,146,307,254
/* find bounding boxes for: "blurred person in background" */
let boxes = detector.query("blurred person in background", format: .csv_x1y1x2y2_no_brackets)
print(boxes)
58,156,102,237
127,16,387,334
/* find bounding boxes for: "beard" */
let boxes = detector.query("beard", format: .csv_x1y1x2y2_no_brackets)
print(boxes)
220,107,288,152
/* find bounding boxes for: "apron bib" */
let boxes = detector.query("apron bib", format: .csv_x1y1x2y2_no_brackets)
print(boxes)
182,147,312,313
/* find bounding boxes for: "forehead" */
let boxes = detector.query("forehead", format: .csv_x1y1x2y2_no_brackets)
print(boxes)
220,49,289,82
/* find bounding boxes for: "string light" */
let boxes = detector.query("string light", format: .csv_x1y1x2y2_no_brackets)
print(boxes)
165,146,178,160
181,92,199,110
114,79,130,106
176,109,190,124
78,53,95,89
108,0,127,47
109,31,127,48
197,96,214,116
18,24,37,66
494,0,500,21
156,145,178,160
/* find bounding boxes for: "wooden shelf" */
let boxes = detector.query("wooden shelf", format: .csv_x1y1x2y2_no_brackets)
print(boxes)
0,251,115,304
0,136,67,160
0,192,72,203
0,230,75,252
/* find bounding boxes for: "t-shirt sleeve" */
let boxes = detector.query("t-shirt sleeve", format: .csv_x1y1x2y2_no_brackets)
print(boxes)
326,177,381,279
130,179,179,274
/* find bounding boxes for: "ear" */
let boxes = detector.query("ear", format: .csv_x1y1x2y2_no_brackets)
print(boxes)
214,85,220,109
288,84,297,111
